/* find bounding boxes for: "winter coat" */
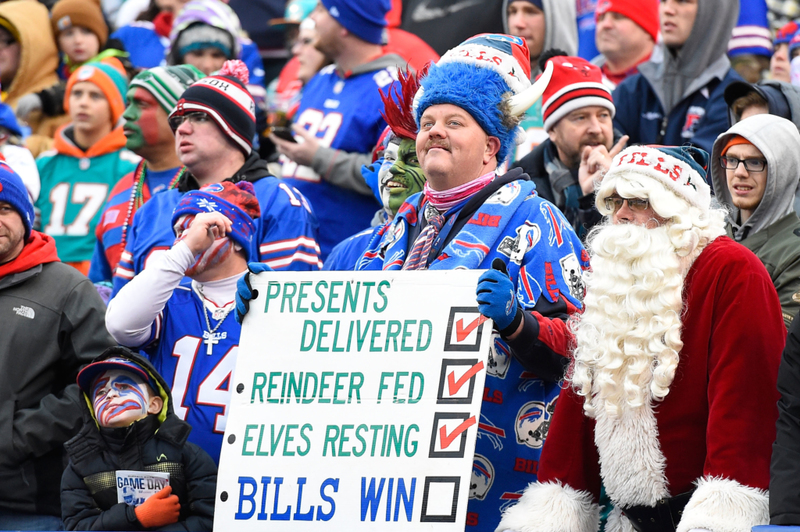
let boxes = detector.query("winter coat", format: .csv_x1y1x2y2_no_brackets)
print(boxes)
710,114,800,326
772,314,800,524
0,234,114,516
61,347,217,531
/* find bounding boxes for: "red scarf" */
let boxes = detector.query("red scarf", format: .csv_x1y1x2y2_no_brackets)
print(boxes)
0,232,60,279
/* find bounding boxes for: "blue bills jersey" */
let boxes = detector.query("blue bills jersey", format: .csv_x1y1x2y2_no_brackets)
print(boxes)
281,63,394,260
112,176,321,296
144,283,240,465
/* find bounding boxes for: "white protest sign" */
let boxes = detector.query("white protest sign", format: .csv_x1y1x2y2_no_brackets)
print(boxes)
215,270,491,531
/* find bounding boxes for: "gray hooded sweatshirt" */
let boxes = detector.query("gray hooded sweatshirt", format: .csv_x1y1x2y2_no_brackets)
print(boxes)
711,113,800,325
711,113,800,240
501,0,577,76
639,0,739,115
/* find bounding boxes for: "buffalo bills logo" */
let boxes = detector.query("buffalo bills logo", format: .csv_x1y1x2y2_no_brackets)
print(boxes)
470,454,495,500
487,333,511,378
515,396,557,448
202,183,225,193
681,106,706,139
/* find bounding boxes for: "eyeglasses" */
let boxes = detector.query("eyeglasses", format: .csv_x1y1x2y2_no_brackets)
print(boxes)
603,195,650,213
168,111,211,131
719,156,767,172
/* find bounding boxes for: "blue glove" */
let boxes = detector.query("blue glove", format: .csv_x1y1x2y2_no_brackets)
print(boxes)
235,262,273,323
360,157,384,204
476,258,523,334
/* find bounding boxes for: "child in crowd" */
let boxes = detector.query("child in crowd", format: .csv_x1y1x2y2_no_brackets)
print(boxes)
106,181,259,464
36,59,139,276
61,347,216,531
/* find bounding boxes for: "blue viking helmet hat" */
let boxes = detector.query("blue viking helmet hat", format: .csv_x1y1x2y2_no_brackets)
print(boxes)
413,33,553,164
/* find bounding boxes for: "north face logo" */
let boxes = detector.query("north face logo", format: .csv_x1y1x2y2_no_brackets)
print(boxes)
13,306,34,319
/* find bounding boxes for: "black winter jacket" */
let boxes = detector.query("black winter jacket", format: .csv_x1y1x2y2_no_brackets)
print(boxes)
771,315,800,524
61,347,217,531
0,259,113,516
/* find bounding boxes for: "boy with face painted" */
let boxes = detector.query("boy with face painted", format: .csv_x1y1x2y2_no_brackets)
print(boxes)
106,181,260,464
323,68,427,271
61,347,216,531
90,65,206,284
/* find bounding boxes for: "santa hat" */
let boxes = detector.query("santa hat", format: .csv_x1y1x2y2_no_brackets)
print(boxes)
171,181,260,260
170,60,255,155
541,54,615,132
414,33,552,164
601,145,711,212
595,0,659,42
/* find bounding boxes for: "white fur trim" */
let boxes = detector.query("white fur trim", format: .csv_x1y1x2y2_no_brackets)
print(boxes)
675,477,769,532
593,401,670,508
605,507,636,532
495,481,599,532
439,42,530,95
604,146,711,211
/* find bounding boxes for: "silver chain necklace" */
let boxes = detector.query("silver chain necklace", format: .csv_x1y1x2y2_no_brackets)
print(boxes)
196,284,234,355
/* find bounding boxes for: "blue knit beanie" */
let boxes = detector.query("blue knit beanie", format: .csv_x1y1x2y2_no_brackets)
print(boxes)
320,0,390,45
0,161,34,240
414,34,533,165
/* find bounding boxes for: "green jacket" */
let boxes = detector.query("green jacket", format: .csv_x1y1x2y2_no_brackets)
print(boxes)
732,213,800,327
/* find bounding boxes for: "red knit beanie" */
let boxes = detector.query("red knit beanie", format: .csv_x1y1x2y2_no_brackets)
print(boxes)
595,0,659,42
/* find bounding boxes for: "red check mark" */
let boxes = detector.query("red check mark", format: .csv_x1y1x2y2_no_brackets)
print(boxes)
447,361,485,396
455,315,489,342
439,416,477,449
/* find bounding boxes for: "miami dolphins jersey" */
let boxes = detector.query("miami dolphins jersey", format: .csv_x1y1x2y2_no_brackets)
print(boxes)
143,283,239,465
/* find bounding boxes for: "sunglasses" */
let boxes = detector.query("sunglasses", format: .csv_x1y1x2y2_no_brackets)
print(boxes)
168,111,211,131
604,195,650,213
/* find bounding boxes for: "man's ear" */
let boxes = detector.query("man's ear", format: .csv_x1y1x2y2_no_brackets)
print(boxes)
147,395,164,415
484,136,501,163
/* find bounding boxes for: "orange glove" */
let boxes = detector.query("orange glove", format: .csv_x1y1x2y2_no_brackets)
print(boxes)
134,485,180,528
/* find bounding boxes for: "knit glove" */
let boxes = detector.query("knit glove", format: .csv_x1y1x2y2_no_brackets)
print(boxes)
15,93,41,121
361,156,384,204
476,258,523,335
235,262,273,323
134,486,180,528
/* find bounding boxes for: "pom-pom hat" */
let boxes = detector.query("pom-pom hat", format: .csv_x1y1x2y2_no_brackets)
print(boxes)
171,181,260,260
541,55,615,132
600,145,711,212
414,33,553,165
170,60,255,155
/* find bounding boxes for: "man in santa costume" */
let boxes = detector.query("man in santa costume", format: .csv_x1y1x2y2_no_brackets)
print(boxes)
496,144,786,532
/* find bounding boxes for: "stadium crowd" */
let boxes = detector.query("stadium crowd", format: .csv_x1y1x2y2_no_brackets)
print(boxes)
3,0,800,530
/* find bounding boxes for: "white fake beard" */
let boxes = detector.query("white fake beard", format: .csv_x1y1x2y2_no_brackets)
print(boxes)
570,222,688,420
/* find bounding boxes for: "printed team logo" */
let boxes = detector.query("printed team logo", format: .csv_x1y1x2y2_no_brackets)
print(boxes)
515,396,557,449
485,181,521,206
469,454,495,500
499,490,524,512
476,413,506,451
559,253,586,303
77,65,95,80
452,231,490,262
497,222,541,264
539,203,565,247
681,106,706,139
487,333,511,379
202,183,225,193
